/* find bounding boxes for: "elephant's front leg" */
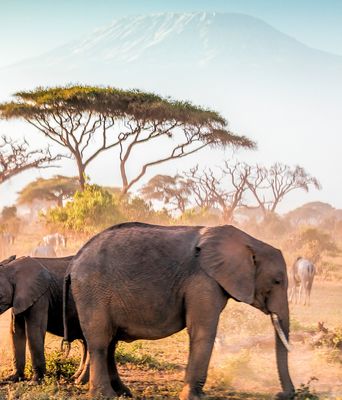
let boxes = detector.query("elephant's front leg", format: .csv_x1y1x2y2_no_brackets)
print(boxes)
25,298,49,382
180,277,227,400
7,312,26,382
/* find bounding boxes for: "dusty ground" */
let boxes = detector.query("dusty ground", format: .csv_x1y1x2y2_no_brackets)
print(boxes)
0,228,341,399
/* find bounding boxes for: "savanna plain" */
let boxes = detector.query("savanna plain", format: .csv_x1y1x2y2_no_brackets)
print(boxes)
0,222,341,400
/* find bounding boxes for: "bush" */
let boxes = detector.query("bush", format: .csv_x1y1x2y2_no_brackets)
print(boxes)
284,226,338,264
177,207,220,226
44,184,123,233
43,184,172,233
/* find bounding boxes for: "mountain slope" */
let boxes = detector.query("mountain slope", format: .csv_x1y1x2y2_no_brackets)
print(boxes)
1,12,341,98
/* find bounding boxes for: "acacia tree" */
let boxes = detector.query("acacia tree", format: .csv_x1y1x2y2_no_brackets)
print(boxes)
246,163,321,218
0,135,60,185
0,85,255,192
140,174,191,213
17,175,79,207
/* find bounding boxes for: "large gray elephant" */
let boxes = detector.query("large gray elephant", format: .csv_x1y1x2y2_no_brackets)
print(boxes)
65,222,295,399
0,255,87,383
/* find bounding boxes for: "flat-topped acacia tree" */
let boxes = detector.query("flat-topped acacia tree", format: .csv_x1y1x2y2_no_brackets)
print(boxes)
0,85,255,192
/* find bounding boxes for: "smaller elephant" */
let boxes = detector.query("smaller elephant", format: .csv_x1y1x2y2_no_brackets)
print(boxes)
289,257,315,305
0,255,87,383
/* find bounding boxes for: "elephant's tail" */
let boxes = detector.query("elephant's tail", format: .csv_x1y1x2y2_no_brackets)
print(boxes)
63,273,72,343
63,272,84,343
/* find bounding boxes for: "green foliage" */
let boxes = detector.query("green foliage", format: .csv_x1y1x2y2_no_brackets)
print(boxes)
43,184,171,233
25,351,78,381
116,343,177,371
0,84,255,149
177,207,221,226
44,184,123,233
294,377,319,400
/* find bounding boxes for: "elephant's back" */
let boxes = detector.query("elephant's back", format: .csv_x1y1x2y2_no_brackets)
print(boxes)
71,223,200,272
69,223,201,301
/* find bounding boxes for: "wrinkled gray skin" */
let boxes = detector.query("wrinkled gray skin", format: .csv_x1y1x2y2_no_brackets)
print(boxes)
0,255,87,383
66,223,295,400
289,257,315,306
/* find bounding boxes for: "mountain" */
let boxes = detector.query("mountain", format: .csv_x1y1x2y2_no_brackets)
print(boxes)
1,12,341,210
1,12,341,100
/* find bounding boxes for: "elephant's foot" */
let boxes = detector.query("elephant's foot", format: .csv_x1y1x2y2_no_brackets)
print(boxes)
111,380,132,398
89,385,117,399
275,390,295,400
31,374,44,384
2,372,25,383
179,384,204,400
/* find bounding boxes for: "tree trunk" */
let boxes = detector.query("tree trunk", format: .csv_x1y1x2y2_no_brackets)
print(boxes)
57,195,63,208
75,156,85,191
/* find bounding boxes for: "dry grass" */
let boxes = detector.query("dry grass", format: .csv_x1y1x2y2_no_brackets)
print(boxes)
0,226,341,399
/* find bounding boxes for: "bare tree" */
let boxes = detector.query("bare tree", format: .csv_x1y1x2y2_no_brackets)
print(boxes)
246,163,321,218
0,135,60,185
184,162,251,222
219,161,251,222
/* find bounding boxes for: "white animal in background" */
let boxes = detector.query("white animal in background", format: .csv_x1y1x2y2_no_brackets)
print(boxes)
42,233,67,253
31,244,57,258
0,232,15,258
0,232,15,245
289,257,316,306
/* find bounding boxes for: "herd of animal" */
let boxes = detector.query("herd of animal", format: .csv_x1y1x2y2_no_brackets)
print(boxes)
0,222,317,399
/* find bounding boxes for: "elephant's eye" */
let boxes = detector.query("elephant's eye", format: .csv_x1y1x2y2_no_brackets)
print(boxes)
274,279,281,285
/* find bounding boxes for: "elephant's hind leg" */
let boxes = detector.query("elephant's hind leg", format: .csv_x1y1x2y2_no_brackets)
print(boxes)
86,319,117,398
108,339,132,397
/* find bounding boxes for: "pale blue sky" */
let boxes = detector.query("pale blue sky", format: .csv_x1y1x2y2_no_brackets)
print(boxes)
1,0,342,68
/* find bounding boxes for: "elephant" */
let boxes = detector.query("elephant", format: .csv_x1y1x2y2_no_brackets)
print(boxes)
0,255,88,383
65,222,295,399
289,257,315,306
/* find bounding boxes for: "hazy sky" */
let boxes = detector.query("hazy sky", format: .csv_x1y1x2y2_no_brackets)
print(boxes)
0,1,341,213
1,0,342,69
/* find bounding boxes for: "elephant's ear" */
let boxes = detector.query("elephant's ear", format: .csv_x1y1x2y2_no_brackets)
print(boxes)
197,226,256,304
13,258,51,315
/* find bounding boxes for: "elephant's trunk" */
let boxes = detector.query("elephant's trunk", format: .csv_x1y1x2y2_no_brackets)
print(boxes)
271,312,295,398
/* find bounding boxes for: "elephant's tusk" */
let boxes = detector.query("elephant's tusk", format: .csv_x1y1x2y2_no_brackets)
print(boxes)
271,313,291,352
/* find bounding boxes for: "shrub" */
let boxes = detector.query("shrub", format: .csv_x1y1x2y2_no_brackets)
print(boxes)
43,184,123,233
284,226,338,264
